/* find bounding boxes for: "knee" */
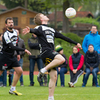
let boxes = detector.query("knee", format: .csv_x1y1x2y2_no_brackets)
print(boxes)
59,57,65,65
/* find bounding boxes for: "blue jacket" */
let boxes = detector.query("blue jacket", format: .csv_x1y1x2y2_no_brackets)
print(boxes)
82,31,100,54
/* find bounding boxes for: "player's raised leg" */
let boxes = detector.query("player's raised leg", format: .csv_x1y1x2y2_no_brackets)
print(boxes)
40,54,65,74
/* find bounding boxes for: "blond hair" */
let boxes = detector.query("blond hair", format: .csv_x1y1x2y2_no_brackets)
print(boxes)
34,13,42,25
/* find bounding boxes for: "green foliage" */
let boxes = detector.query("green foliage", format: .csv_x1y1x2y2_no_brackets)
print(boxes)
71,17,100,29
55,33,84,64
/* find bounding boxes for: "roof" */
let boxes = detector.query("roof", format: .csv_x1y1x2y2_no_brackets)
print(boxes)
0,4,7,10
0,6,38,15
48,11,94,22
76,11,94,18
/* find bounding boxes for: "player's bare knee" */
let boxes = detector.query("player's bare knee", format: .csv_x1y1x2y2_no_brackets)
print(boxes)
60,57,65,65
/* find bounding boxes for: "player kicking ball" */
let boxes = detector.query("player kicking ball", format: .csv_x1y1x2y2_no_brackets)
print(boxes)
23,13,82,100
0,17,31,96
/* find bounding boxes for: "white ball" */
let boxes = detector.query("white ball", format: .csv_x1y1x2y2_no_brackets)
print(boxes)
65,7,76,18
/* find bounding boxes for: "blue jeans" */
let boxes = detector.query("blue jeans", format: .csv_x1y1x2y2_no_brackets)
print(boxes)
0,70,7,86
83,67,99,85
10,58,23,84
56,67,67,86
29,58,43,85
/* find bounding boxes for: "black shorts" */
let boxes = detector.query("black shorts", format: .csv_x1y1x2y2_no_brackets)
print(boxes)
0,53,20,71
40,49,58,72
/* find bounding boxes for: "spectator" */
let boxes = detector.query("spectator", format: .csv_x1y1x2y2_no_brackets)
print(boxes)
82,25,100,86
55,45,68,87
68,46,84,87
8,30,25,86
28,33,46,86
0,33,7,87
82,44,99,87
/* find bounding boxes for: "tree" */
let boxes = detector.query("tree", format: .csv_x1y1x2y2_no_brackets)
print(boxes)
2,0,50,14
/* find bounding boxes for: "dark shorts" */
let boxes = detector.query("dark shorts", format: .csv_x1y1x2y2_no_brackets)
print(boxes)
0,53,20,71
40,49,58,72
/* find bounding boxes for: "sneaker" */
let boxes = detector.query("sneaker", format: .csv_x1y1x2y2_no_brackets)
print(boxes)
96,85,100,87
29,84,34,86
82,83,85,87
68,82,75,87
9,90,22,96
20,82,24,86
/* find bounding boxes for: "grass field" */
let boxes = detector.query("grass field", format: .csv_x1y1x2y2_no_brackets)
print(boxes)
0,74,100,100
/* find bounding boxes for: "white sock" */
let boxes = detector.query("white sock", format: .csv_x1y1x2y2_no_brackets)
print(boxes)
48,96,54,100
41,68,47,73
10,86,16,91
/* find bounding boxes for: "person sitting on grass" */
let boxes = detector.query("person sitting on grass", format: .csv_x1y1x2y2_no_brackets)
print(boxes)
68,46,84,87
82,44,99,87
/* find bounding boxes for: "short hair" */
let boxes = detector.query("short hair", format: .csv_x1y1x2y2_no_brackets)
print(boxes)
91,25,98,29
34,13,42,25
88,44,94,47
5,17,13,24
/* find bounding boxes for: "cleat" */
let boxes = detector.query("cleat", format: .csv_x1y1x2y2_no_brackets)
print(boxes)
9,90,22,96
37,72,43,83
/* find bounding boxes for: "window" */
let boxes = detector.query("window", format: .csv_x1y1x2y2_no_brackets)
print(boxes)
13,17,18,26
30,18,35,25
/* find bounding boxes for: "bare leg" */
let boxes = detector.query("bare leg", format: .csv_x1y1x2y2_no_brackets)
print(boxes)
45,54,65,71
12,67,23,86
49,70,57,97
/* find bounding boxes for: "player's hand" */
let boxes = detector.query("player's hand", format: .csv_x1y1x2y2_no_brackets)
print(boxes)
17,55,20,61
77,43,82,49
23,26,30,35
25,49,31,55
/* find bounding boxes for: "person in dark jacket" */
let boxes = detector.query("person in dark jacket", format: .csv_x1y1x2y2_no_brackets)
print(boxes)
55,45,68,87
28,33,47,86
82,44,99,87
68,46,84,87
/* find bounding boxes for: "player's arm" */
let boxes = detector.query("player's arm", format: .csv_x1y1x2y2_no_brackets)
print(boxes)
23,26,40,35
55,31,82,49
8,43,31,55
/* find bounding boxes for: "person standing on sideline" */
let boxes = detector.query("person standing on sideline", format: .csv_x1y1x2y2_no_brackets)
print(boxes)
55,45,68,87
82,25,100,86
68,46,84,87
0,33,7,87
8,30,25,86
0,17,31,95
82,44,99,87
28,33,44,86
23,13,82,100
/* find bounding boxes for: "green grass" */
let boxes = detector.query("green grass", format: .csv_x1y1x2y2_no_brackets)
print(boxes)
0,75,100,100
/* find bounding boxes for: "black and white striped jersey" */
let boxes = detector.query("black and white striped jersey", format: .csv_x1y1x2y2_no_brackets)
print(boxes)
2,29,25,56
30,24,77,53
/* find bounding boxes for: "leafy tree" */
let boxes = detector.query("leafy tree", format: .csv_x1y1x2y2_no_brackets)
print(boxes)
2,0,50,14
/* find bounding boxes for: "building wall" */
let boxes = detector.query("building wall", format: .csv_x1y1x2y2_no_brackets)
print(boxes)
0,8,37,34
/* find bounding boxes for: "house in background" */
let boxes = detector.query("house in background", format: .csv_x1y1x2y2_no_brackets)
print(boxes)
0,6,38,34
0,4,7,13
